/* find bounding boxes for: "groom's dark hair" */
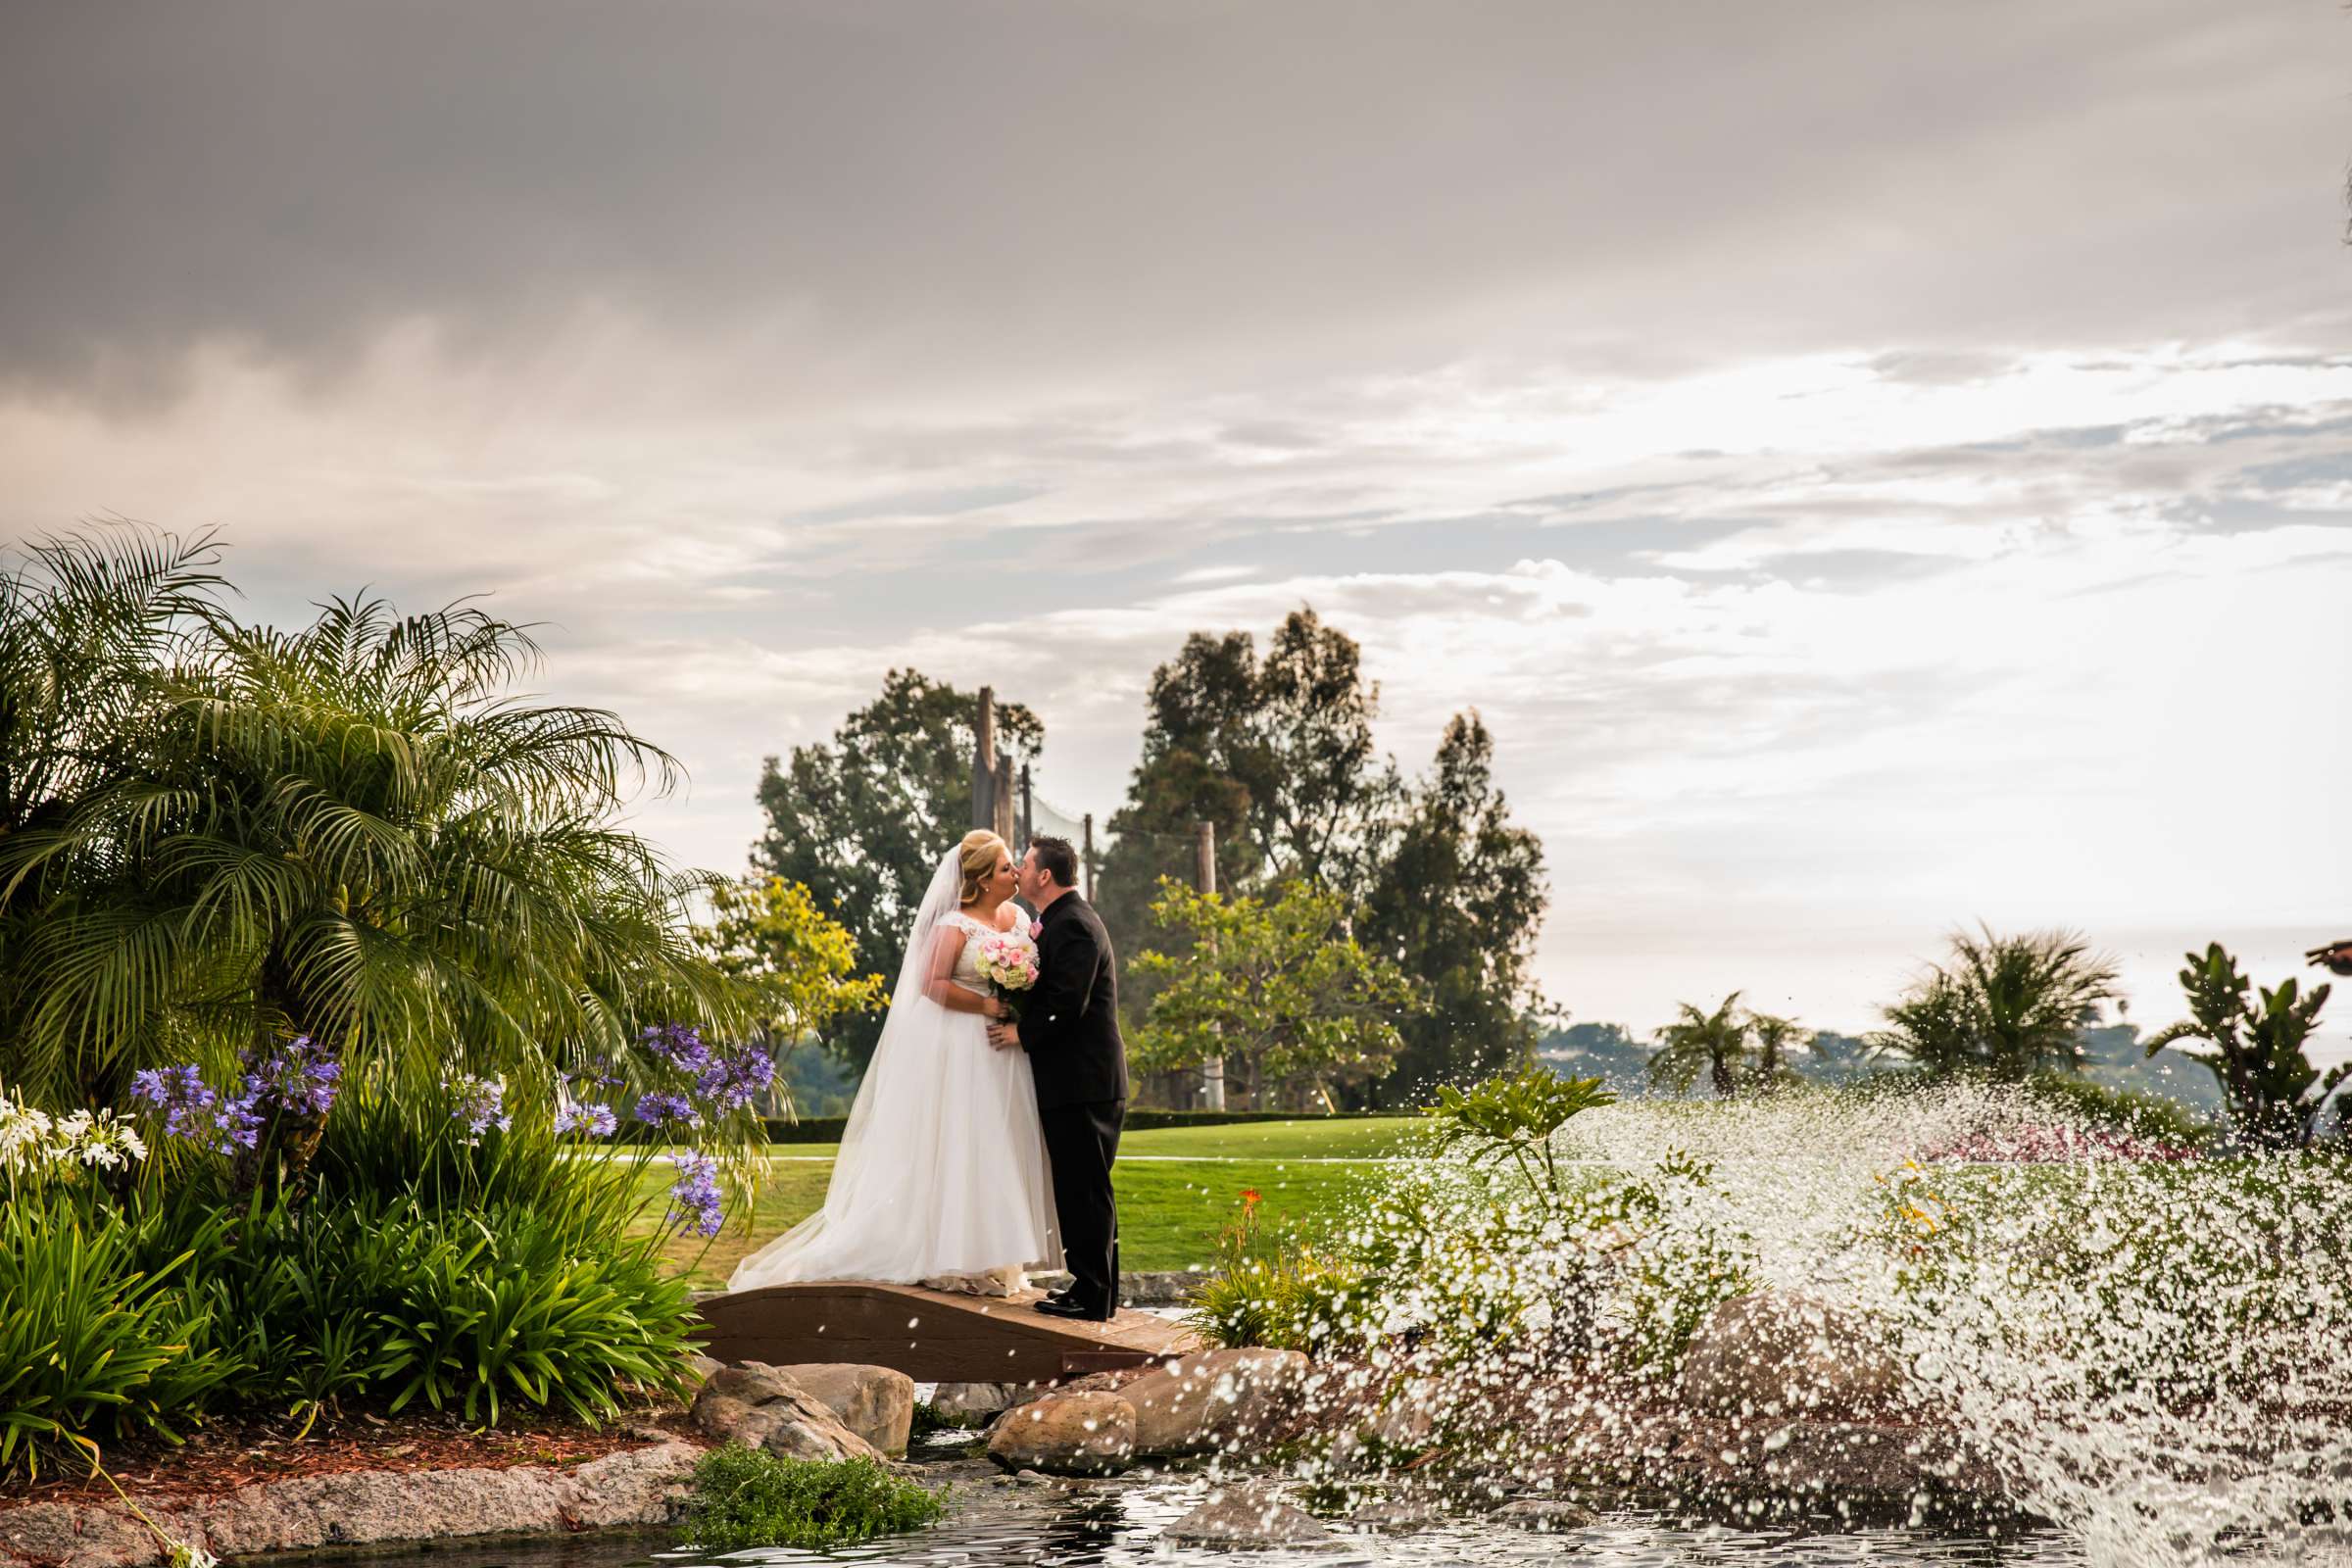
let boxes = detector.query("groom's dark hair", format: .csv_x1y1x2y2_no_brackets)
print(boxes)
1028,836,1079,889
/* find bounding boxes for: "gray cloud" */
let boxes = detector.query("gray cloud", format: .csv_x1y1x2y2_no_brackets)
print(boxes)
6,1,2347,412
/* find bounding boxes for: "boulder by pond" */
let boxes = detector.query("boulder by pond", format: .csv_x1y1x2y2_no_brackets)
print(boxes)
691,1362,885,1461
761,1362,915,1455
1678,1292,1907,1420
930,1380,1023,1428
985,1391,1137,1476
1121,1348,1310,1459
1165,1485,1344,1552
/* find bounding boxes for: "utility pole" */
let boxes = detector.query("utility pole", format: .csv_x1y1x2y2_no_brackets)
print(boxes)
992,753,1015,844
1194,819,1226,1111
1019,762,1034,851
971,688,997,832
1081,813,1097,902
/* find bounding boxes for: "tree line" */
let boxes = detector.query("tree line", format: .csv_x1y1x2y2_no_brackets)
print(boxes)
751,607,1549,1108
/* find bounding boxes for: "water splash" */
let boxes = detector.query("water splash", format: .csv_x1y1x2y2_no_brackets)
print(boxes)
1278,1081,2352,1563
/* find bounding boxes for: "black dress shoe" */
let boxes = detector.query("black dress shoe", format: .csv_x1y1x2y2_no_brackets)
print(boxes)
1032,1296,1095,1319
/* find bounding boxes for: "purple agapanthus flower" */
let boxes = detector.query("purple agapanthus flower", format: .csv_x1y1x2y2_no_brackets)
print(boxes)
695,1044,775,1114
554,1101,619,1137
447,1073,510,1144
665,1152,725,1238
131,1064,263,1153
244,1036,341,1120
633,1091,700,1128
639,1023,712,1075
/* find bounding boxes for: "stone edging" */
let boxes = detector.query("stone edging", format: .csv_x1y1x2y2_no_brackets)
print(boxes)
0,1437,706,1568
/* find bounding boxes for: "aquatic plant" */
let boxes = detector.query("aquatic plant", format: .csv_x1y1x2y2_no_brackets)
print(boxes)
680,1446,944,1550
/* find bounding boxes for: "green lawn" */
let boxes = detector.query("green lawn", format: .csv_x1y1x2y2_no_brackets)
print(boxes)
635,1116,1421,1289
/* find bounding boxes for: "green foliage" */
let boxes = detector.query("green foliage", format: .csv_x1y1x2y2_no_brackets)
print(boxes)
681,1446,944,1551
1873,925,2120,1081
2144,944,2340,1151
1425,1066,1615,1202
692,875,888,1117
752,670,1039,1072
1183,1194,1370,1355
1,1088,700,1473
0,1188,235,1478
1132,878,1425,1106
0,535,744,1155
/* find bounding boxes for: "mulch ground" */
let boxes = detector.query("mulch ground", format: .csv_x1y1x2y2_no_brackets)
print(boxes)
0,1401,700,1511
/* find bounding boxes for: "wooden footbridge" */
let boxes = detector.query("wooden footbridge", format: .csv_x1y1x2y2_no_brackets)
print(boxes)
694,1283,1200,1382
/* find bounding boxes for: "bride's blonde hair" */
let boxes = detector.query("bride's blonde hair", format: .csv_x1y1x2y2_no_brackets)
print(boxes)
956,829,1009,906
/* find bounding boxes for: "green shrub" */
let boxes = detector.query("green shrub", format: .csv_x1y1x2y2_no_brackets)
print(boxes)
1185,1250,1371,1354
0,1191,238,1478
681,1446,944,1550
3,1086,703,1469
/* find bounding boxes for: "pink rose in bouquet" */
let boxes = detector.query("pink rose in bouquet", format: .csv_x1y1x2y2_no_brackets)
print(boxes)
974,930,1041,1020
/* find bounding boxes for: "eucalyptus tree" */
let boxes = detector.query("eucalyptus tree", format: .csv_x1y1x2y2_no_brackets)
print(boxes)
0,587,742,1116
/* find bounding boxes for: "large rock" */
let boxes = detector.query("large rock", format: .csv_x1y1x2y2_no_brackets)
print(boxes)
1491,1496,1597,1533
1119,1348,1310,1458
690,1361,884,1461
985,1392,1137,1476
1677,1293,1905,1420
763,1363,914,1455
930,1381,1022,1428
1164,1486,1342,1552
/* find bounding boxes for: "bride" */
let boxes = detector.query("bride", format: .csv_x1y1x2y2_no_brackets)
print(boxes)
729,830,1057,1296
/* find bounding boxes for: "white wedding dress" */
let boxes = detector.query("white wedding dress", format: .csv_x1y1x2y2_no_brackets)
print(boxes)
728,849,1058,1295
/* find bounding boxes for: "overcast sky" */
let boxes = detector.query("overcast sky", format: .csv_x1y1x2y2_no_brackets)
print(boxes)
4,1,2348,1044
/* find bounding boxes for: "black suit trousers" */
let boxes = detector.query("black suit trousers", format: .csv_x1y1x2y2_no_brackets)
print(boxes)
1040,1099,1123,1316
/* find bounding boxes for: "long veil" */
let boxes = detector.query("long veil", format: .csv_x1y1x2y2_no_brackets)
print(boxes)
729,846,1052,1288
823,846,963,1175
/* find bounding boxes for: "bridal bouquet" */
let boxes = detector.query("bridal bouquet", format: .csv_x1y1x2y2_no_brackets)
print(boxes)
974,930,1041,1020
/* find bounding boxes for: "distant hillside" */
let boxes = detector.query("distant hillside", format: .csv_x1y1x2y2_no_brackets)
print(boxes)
1538,1019,2222,1117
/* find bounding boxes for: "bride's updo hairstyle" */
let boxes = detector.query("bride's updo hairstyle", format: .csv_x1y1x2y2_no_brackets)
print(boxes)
956,829,1009,906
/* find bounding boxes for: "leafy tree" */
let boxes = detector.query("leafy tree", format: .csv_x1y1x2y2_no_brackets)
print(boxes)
1129,877,1425,1109
1357,711,1548,1104
1097,608,1400,957
2144,943,2341,1151
1647,993,1750,1099
752,670,1039,1071
1871,926,2118,1081
0,577,742,1156
692,876,888,1115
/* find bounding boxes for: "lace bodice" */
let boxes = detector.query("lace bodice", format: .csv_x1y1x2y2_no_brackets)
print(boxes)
940,910,1034,994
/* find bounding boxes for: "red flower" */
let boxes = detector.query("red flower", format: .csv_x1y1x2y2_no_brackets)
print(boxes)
1240,1188,1261,1206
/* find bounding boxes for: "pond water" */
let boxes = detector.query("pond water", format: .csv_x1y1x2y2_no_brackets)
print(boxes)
329,1461,2085,1568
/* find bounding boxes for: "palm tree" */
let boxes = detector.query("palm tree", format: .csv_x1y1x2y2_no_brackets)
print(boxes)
0,583,744,1137
1748,1011,1809,1092
1872,925,2118,1081
1648,992,1749,1099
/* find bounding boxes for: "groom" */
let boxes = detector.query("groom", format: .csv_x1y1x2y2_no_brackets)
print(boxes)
988,836,1127,1321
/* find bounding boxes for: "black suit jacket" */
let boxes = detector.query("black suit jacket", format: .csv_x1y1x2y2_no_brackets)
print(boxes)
1014,892,1129,1110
